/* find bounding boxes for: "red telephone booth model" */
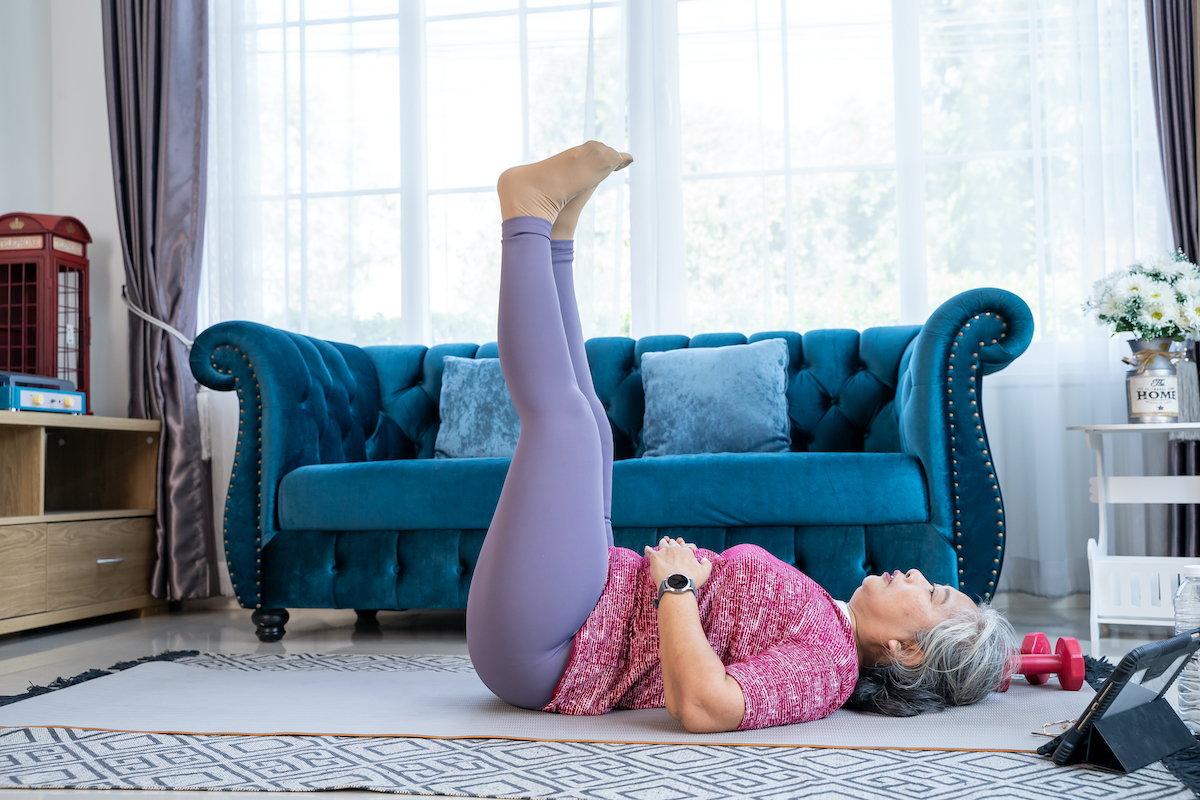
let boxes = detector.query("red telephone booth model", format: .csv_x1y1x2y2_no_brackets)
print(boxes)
0,213,91,399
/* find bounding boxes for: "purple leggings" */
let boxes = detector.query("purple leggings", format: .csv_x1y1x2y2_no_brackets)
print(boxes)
465,216,615,710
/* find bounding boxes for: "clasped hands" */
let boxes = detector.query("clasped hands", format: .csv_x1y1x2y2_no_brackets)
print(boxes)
644,536,713,591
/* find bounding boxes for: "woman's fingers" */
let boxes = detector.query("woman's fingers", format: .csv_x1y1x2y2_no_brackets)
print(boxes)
653,537,699,551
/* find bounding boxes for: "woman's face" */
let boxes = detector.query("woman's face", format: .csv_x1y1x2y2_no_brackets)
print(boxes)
847,568,978,666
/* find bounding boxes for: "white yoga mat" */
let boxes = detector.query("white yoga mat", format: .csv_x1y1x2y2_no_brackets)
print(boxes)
0,661,1093,752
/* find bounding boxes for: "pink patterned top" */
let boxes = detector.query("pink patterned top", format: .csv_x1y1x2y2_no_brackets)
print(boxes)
543,544,859,730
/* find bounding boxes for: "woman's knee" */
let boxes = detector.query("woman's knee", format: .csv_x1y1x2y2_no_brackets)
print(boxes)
470,644,573,711
518,395,601,442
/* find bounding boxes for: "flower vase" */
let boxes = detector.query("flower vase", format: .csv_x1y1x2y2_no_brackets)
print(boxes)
1126,337,1179,423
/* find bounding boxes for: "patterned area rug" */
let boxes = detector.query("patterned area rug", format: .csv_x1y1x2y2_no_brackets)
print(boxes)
0,651,1193,799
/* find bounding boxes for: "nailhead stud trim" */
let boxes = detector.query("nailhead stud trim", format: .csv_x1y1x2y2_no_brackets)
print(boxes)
947,313,1007,600
213,343,265,607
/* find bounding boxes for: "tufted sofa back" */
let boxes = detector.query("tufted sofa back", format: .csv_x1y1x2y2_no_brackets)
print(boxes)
363,326,922,461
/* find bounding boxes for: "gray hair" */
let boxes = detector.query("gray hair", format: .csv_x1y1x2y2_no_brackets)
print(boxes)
845,603,1018,716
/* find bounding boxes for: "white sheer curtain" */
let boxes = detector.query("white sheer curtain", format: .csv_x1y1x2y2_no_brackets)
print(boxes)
203,0,1173,597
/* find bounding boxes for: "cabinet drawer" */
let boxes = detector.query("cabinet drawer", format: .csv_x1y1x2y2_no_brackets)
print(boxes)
47,518,155,611
0,524,47,617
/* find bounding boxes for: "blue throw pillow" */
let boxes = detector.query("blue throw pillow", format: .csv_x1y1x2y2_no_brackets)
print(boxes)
640,338,791,457
434,356,520,458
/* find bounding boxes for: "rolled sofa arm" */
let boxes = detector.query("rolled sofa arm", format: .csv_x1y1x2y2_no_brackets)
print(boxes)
190,321,387,608
895,288,1035,602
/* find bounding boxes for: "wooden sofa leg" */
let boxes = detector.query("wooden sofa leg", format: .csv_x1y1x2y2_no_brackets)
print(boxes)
354,609,380,630
252,608,289,642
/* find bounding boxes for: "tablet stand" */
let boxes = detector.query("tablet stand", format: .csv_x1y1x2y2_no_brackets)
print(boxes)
1059,698,1197,773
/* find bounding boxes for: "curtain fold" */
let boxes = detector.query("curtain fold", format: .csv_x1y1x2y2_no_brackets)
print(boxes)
1146,0,1198,260
102,0,218,600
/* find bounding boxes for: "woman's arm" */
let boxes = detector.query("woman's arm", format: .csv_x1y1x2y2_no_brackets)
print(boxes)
645,538,746,733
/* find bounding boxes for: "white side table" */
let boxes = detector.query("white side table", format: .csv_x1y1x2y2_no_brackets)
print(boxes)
1070,424,1200,655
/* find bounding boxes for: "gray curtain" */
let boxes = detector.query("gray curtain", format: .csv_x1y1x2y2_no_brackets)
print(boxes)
102,0,218,599
1147,0,1200,558
1147,0,1195,260
1146,0,1198,259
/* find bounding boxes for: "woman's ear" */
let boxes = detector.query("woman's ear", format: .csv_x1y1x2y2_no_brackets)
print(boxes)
888,638,923,667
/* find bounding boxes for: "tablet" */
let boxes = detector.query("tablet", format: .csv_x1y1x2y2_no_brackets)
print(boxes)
1045,628,1200,766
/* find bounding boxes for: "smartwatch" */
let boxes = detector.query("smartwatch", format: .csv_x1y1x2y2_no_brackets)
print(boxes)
654,573,697,608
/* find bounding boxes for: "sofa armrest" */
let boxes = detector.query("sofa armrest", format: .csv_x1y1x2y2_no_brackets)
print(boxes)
895,288,1035,602
190,320,388,608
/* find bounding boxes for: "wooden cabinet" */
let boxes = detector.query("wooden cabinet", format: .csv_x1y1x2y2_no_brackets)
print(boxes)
0,412,163,635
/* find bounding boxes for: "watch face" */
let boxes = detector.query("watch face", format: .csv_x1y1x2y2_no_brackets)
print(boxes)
667,574,690,589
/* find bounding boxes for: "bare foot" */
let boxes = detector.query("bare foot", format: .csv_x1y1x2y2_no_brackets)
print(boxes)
550,182,599,240
552,168,619,240
498,141,633,225
552,147,634,238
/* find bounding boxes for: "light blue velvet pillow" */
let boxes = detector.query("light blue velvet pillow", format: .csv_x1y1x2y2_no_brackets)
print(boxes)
640,338,791,457
434,356,520,458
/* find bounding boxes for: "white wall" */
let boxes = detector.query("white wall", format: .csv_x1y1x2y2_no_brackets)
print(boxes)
0,0,129,418
0,1,52,215
50,0,129,419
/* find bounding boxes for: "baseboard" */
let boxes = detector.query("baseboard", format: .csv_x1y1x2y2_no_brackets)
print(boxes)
176,594,242,611
990,591,1090,612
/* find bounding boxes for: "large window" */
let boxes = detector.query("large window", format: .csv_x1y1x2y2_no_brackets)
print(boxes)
209,0,1166,348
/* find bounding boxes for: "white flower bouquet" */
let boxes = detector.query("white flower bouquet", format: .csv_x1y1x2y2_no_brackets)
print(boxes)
1084,250,1200,341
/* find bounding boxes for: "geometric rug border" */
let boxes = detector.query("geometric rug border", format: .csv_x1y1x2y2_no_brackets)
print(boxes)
0,727,1193,799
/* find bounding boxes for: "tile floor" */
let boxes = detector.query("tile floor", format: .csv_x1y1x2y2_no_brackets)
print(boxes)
0,597,1177,799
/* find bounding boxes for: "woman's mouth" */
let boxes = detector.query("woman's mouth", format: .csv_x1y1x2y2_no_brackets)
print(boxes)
883,572,892,584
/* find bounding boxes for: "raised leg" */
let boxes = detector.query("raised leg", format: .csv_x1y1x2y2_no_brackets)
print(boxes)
466,216,607,710
467,143,630,710
252,608,289,643
551,239,614,547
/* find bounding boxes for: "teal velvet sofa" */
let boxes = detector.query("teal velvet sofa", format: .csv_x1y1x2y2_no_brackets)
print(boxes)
190,288,1033,642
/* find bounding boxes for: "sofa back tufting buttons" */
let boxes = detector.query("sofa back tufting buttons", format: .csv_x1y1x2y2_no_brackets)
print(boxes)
456,564,465,575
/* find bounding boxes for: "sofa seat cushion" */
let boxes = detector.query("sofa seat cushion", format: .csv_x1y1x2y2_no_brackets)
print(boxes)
277,452,929,532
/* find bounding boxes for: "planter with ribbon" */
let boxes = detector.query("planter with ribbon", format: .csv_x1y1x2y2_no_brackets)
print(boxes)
1123,337,1182,423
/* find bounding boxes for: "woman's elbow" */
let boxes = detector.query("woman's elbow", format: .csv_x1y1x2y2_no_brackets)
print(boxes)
678,699,740,733
664,696,681,723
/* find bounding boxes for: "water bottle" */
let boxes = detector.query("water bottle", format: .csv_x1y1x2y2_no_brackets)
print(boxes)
1175,564,1200,731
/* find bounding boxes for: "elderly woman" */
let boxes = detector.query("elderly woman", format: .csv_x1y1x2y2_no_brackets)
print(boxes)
465,141,1017,732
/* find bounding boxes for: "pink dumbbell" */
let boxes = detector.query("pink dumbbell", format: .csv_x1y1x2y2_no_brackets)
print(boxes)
997,632,1085,692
